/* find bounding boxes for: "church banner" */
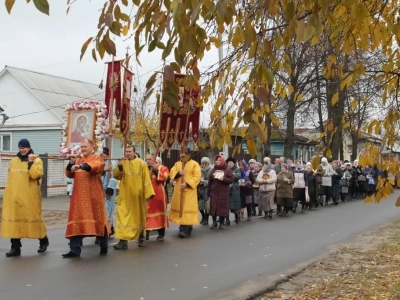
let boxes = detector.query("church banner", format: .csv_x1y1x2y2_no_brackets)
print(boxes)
120,67,133,136
158,73,200,150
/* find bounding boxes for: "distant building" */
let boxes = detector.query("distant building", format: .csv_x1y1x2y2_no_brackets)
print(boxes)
0,66,124,197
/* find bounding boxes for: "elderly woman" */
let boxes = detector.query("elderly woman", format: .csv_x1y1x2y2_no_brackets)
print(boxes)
306,163,318,209
198,157,212,225
252,162,262,216
238,159,255,221
320,157,334,206
226,157,241,225
276,163,294,217
257,157,277,218
207,155,234,229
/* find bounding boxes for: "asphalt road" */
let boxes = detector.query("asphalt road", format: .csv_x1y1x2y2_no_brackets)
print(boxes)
0,193,399,300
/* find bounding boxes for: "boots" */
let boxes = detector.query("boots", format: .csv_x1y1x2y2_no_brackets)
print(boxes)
210,216,218,229
6,246,20,257
251,203,256,216
219,217,225,229
199,210,205,224
202,213,209,225
234,212,240,224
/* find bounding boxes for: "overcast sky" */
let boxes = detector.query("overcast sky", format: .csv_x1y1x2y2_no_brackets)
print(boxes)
0,1,219,90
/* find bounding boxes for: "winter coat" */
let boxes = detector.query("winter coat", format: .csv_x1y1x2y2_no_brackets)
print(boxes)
331,167,342,198
257,169,277,192
307,171,317,196
229,165,242,211
207,165,234,217
276,171,294,199
198,166,211,210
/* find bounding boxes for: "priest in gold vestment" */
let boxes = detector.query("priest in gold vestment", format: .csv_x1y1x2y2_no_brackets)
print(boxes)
113,145,155,249
1,138,49,257
63,139,110,258
169,148,201,238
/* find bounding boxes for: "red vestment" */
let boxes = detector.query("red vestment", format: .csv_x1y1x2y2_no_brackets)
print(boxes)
146,165,169,230
65,155,110,237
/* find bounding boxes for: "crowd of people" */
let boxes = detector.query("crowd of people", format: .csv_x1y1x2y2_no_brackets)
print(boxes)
198,156,382,227
0,138,384,258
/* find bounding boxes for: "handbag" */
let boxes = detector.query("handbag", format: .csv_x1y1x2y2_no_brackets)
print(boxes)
339,179,347,186
358,175,366,182
316,176,322,184
205,199,210,213
368,177,375,185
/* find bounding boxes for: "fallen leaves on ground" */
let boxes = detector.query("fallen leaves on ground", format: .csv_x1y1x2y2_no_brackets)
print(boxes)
262,219,400,300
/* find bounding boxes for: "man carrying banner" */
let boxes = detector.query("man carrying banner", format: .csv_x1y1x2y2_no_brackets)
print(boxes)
145,154,169,241
169,147,201,238
113,145,155,249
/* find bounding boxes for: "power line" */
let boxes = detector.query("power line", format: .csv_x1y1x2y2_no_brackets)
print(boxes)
8,92,104,119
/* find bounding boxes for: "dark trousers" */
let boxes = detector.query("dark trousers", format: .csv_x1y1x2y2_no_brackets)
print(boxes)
179,225,193,235
11,236,48,248
147,228,165,237
70,231,108,255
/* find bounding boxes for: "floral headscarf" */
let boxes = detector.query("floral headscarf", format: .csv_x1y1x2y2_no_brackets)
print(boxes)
240,159,250,179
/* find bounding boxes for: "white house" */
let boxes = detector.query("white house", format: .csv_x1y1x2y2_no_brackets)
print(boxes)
0,66,124,197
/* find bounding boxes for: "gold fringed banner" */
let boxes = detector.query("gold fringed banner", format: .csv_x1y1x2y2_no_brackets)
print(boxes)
158,73,200,151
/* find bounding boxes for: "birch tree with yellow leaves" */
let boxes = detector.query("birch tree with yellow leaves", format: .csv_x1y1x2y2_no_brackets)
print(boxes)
7,0,400,204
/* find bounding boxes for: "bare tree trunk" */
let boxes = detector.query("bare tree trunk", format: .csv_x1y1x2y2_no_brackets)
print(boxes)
284,93,296,159
351,131,358,161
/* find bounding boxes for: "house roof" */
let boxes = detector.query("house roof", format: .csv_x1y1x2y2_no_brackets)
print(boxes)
0,66,105,121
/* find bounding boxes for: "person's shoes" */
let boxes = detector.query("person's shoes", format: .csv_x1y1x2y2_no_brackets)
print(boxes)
95,237,100,244
113,241,128,250
100,247,108,256
202,219,209,225
62,251,80,258
218,223,224,229
178,231,187,238
138,239,146,248
5,248,20,257
225,219,230,226
210,222,218,229
247,216,251,221
301,208,305,213
38,243,49,253
156,235,164,241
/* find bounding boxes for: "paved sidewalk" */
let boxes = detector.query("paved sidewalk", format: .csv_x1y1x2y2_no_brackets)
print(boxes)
0,195,71,211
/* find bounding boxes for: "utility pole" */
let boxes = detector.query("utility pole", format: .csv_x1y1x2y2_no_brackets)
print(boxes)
218,33,229,158
0,106,9,129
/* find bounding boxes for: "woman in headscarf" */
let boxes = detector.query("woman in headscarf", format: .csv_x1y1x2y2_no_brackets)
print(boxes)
257,157,277,218
276,163,294,217
238,159,255,221
306,163,318,209
207,155,234,229
226,157,241,225
198,157,212,225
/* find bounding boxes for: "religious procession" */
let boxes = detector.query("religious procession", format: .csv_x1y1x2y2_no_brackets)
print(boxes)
0,61,385,259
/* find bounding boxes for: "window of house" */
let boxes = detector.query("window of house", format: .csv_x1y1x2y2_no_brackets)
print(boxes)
0,134,11,152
